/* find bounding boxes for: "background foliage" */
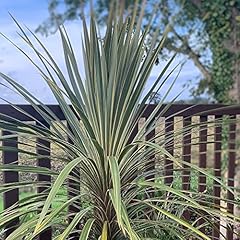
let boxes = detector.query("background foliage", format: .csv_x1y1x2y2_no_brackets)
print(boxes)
37,0,240,103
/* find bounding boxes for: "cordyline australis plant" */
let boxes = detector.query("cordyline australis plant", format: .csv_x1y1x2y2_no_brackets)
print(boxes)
0,3,239,240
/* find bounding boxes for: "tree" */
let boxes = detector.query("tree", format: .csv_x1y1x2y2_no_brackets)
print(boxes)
180,0,240,103
37,0,240,103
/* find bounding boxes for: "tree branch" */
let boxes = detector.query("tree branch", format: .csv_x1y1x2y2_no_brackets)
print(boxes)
168,27,211,82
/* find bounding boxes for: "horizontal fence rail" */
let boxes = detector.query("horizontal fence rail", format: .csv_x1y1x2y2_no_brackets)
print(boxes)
0,104,239,240
1,104,240,120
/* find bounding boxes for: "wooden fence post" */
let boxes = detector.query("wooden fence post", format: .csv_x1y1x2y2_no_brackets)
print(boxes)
67,123,81,240
226,115,236,240
182,117,192,221
36,122,52,240
198,115,208,232
213,115,222,239
2,130,19,238
164,117,174,186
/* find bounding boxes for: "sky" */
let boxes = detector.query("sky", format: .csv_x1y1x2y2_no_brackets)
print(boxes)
0,0,201,104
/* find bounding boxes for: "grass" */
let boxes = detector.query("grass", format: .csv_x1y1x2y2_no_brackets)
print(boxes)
0,187,68,213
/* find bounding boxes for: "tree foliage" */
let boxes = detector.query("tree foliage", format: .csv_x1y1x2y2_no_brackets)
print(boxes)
184,0,240,103
37,0,240,103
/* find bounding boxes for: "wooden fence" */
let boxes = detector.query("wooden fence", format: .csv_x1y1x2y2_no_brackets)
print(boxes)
0,104,240,240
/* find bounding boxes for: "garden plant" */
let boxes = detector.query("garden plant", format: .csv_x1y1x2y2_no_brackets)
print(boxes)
0,2,240,239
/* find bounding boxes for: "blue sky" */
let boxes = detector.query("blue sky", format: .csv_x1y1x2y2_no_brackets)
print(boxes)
0,0,201,104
